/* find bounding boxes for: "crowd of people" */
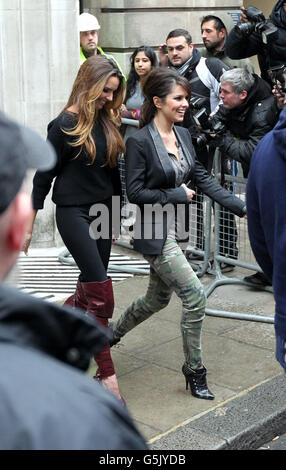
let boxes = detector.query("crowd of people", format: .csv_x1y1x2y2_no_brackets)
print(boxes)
0,1,286,449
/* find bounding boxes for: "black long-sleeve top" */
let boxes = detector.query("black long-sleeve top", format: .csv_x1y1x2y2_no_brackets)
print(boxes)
32,112,121,209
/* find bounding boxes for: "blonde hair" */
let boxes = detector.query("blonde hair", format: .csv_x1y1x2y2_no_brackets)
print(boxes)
63,56,125,167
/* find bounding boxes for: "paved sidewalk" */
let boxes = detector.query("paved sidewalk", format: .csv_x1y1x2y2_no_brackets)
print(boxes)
94,275,285,450
17,245,286,450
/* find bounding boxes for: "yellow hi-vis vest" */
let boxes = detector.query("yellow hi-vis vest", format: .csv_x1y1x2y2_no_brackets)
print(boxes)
80,47,125,80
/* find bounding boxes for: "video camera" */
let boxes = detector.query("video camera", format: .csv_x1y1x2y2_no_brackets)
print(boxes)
235,6,278,45
189,97,226,147
268,65,286,93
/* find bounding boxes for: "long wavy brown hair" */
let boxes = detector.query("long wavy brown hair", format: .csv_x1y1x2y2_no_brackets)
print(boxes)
63,56,126,167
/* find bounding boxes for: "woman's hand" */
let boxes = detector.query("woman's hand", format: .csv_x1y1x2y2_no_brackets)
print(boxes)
21,209,38,255
121,104,139,120
181,184,196,202
120,104,132,118
22,232,33,256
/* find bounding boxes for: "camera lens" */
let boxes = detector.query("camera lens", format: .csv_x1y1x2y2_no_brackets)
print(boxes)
235,22,255,37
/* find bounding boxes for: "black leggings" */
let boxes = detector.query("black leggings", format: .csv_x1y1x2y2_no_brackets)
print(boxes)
56,201,112,283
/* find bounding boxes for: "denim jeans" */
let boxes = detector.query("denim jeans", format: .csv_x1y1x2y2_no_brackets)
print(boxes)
114,238,206,369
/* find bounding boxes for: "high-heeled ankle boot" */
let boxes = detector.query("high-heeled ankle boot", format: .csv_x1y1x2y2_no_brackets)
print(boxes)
182,362,214,400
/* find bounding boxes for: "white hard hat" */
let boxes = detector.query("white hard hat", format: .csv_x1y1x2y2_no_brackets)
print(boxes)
79,13,101,32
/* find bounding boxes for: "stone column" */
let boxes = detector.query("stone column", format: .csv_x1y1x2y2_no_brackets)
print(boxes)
0,0,80,247
84,0,243,74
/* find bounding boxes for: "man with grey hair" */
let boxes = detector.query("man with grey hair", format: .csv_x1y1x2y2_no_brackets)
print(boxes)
214,68,277,180
212,67,279,287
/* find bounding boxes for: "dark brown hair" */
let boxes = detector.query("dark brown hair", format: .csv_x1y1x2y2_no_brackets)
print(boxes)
139,68,192,128
166,29,192,44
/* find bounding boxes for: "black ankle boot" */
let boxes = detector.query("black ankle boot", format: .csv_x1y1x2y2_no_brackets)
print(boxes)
182,363,215,400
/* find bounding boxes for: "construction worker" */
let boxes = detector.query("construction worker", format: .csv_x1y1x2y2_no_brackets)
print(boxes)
79,12,124,77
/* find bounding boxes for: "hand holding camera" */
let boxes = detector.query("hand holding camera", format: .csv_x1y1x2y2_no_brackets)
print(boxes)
240,6,248,24
235,5,278,44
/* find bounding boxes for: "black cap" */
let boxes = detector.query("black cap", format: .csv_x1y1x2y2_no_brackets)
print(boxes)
0,111,56,215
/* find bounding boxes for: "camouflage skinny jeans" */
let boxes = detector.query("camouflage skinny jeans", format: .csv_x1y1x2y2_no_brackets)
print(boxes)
114,238,206,369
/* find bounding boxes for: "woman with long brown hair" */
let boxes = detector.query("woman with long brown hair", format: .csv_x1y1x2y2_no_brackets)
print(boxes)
23,56,126,402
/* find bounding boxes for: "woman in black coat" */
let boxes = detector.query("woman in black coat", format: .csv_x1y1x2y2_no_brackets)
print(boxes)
110,68,246,400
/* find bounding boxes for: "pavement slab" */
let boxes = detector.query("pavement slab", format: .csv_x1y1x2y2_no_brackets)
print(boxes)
20,246,285,450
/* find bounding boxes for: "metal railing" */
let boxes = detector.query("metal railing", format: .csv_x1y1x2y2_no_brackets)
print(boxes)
204,149,274,324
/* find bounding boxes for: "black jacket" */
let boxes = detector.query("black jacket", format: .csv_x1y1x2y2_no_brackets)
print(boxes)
0,284,147,450
225,1,286,84
213,74,278,177
125,121,245,255
32,112,121,209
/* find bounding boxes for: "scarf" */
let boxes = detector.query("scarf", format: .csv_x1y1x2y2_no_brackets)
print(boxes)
170,48,202,76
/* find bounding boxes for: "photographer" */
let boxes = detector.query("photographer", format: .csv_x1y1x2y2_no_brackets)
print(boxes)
225,2,286,85
211,68,279,287
201,14,253,72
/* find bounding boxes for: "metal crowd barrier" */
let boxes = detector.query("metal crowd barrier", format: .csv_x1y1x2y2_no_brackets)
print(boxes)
204,149,274,324
116,117,138,251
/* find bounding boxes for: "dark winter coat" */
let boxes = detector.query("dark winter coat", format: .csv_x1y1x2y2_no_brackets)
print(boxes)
213,74,278,177
225,1,286,84
246,107,286,371
0,284,147,450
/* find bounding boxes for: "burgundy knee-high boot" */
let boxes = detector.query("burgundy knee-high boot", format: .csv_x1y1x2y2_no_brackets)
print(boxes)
81,278,115,379
63,278,87,311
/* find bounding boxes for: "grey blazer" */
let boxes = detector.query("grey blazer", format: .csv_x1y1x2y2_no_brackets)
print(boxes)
125,120,245,255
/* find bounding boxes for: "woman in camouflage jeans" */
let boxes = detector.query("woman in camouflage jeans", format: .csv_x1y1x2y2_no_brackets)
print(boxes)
110,68,246,400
